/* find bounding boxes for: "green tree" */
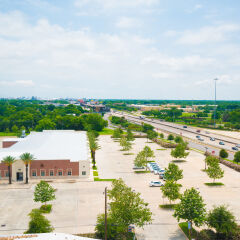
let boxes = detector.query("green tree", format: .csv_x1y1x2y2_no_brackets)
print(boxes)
219,149,228,159
20,152,35,184
25,209,54,233
88,131,100,167
207,205,238,238
134,151,147,169
142,123,154,133
164,163,183,182
108,179,152,234
126,128,134,141
83,113,108,131
173,188,206,238
2,156,16,184
34,181,56,205
170,144,189,160
147,130,158,142
112,128,123,139
120,136,132,152
143,146,155,161
159,133,164,139
206,162,224,183
161,180,181,205
175,136,183,143
206,155,219,167
168,134,174,141
234,151,240,163
11,125,18,133
35,118,56,131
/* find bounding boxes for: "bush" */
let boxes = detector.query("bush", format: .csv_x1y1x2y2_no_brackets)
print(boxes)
175,136,183,143
196,229,216,240
220,149,228,159
40,204,52,213
234,151,240,163
219,158,240,172
153,139,177,148
93,171,99,176
25,209,54,233
168,134,174,141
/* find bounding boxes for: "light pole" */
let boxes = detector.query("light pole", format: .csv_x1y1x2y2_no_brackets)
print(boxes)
213,78,218,128
104,187,107,240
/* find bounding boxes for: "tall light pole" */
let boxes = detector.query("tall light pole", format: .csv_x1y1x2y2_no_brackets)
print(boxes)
104,187,107,240
213,78,218,128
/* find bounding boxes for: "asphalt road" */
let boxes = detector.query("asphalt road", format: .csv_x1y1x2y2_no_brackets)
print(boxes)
110,111,238,160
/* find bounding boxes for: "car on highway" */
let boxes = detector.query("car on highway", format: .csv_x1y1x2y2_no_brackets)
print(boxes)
133,166,145,170
149,181,164,187
183,125,187,128
205,131,210,134
232,147,238,151
210,137,215,141
196,129,201,133
196,135,200,139
219,141,225,145
198,138,204,141
236,144,240,148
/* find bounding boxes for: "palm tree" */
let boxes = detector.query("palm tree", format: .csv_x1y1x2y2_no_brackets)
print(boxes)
2,156,16,184
87,132,100,168
20,152,35,184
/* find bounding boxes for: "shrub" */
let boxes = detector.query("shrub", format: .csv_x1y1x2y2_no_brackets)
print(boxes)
40,204,52,214
219,158,240,172
168,134,174,141
219,149,228,159
93,171,98,176
196,229,216,240
234,151,240,163
153,139,177,148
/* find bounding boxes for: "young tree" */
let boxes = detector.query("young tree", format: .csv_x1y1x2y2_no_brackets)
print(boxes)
143,146,155,161
161,180,181,204
207,205,238,237
134,151,147,169
112,128,123,139
219,149,228,159
25,209,54,233
20,152,35,184
206,162,224,183
147,130,158,142
170,144,189,160
164,163,183,182
108,179,152,234
234,151,240,163
2,156,16,184
120,136,132,152
168,134,174,141
88,131,100,167
173,188,206,238
206,155,219,167
175,136,183,143
159,133,164,139
34,181,56,206
126,128,134,141
11,125,18,133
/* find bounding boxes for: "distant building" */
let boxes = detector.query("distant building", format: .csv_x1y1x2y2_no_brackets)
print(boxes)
0,130,91,182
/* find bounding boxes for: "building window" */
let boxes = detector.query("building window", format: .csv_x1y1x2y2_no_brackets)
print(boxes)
40,170,45,177
49,170,54,176
32,170,37,177
5,171,9,177
82,171,86,176
67,169,72,176
58,170,63,176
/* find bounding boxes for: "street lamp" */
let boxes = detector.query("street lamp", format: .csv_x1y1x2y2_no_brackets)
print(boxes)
213,78,218,128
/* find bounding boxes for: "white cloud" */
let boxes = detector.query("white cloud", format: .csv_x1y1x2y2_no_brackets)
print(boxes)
177,24,240,45
116,17,141,29
194,4,202,10
0,80,34,87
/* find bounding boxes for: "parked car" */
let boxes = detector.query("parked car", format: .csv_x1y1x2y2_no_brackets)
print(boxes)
149,181,164,187
133,166,145,170
232,147,238,151
210,137,215,141
196,135,200,139
219,141,225,145
183,125,187,128
159,173,165,179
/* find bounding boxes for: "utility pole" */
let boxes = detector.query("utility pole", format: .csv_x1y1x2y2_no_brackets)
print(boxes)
213,78,218,128
104,187,107,240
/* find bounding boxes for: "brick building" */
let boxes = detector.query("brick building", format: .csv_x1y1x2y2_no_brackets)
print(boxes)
0,130,91,182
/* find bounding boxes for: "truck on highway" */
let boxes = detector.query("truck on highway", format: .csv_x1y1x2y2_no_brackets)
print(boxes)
139,115,145,119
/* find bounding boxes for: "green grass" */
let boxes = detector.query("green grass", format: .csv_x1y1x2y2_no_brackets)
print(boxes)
123,153,134,155
94,177,115,181
205,182,224,186
40,204,52,213
93,171,98,177
134,170,150,174
159,204,176,209
157,148,167,151
92,166,97,170
172,160,187,163
0,132,17,136
179,222,198,239
98,128,114,135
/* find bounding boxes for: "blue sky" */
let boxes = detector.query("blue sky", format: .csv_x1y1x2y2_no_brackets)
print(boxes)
0,0,240,99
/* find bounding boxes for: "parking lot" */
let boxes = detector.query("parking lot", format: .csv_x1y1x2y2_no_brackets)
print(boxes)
0,135,240,239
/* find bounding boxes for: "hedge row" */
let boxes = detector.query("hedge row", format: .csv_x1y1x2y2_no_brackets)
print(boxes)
219,158,240,172
153,139,178,148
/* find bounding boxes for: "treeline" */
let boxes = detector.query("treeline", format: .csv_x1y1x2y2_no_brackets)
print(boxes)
106,103,138,112
0,100,107,133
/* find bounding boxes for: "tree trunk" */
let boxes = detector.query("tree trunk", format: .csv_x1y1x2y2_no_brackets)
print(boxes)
92,151,96,167
26,164,28,184
8,165,11,184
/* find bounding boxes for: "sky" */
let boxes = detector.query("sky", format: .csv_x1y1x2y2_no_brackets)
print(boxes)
0,0,240,100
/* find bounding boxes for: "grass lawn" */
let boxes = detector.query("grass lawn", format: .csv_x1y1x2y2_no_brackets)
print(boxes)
93,171,98,177
94,177,115,181
205,182,224,186
98,128,114,135
157,148,167,151
134,170,150,174
123,153,134,155
179,222,198,239
159,204,176,209
0,132,17,136
172,160,187,163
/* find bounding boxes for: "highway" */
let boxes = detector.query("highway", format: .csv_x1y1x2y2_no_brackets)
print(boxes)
110,111,240,161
